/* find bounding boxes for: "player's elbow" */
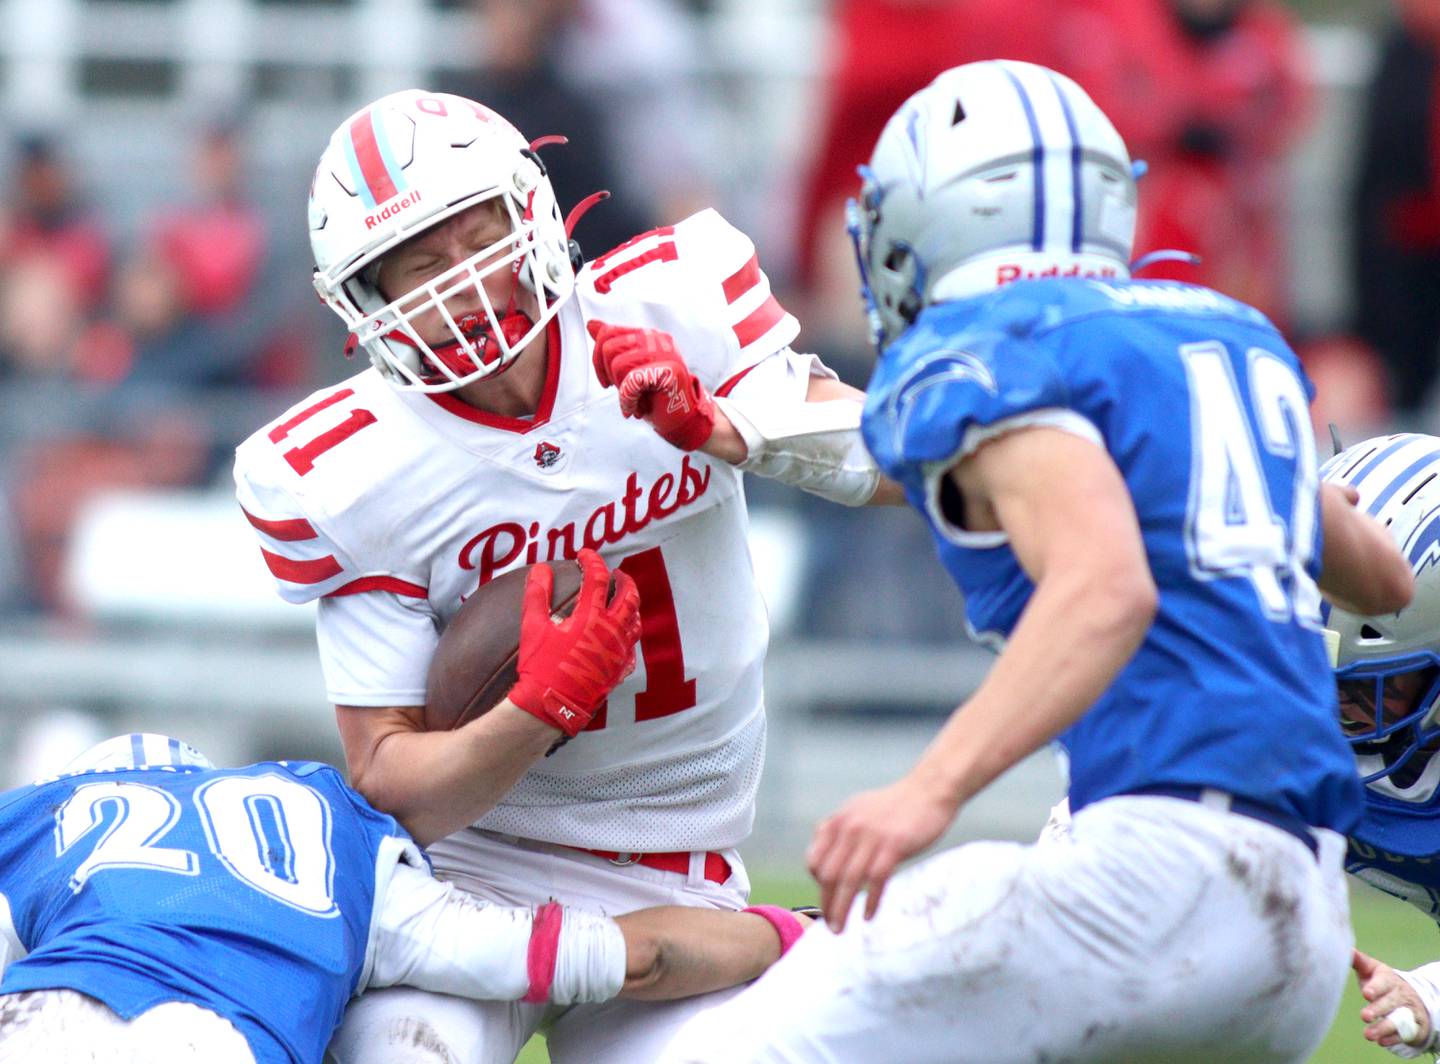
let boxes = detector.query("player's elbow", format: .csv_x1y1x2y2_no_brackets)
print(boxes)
1083,560,1158,647
1322,531,1414,618
619,930,666,998
1367,545,1415,615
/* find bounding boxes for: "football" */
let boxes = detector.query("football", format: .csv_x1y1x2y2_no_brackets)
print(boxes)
423,559,585,731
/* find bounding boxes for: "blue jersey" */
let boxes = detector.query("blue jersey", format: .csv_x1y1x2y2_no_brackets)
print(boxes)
1347,802,1440,924
863,278,1361,833
0,757,416,1064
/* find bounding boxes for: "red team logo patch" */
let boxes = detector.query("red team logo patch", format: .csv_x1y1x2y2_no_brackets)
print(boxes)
534,441,561,468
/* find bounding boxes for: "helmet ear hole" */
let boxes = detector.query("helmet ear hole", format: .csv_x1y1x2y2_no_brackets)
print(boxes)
1361,624,1386,640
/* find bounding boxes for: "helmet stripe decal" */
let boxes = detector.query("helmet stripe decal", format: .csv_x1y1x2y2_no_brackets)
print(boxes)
345,109,401,209
130,733,146,768
1367,450,1440,517
999,65,1045,250
1346,434,1423,490
1047,74,1085,253
1406,508,1440,569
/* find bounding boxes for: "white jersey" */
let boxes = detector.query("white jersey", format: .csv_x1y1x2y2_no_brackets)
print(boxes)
235,209,814,852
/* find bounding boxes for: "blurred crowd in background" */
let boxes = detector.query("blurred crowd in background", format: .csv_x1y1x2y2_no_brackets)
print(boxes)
0,0,1437,643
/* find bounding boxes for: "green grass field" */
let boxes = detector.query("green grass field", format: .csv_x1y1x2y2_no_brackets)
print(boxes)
516,872,1439,1063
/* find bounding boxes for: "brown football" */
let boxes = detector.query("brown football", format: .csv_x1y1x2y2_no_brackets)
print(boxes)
423,559,585,732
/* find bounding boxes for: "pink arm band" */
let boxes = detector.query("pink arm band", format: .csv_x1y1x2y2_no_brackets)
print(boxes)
524,901,564,1003
742,905,806,957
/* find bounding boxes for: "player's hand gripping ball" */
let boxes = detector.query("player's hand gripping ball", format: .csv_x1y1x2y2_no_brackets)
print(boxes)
507,548,641,736
588,320,716,451
424,549,640,737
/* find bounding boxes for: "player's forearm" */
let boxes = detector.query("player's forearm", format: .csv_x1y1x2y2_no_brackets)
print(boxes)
911,565,1156,808
346,703,558,847
1319,483,1414,616
615,909,785,1000
697,408,749,464
372,865,627,1004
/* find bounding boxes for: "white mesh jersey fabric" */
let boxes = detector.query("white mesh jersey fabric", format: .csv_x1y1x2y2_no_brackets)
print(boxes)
479,703,766,852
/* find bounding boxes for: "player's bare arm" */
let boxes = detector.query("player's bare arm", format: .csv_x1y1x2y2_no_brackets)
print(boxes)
809,425,1156,930
337,550,641,846
337,702,557,847
615,907,812,1001
589,320,899,506
374,860,809,1005
1319,481,1414,616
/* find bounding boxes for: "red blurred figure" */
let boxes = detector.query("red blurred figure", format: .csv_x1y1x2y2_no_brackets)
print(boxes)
147,118,266,317
1351,0,1440,420
1054,0,1311,325
0,135,110,316
795,0,1051,357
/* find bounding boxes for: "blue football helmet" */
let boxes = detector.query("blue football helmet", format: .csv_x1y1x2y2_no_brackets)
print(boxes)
1322,433,1440,805
847,60,1138,352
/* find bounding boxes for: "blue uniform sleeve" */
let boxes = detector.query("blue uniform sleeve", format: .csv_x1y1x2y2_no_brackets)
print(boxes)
862,331,1073,487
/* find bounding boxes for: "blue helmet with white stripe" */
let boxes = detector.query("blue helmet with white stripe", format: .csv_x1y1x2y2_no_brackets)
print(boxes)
1322,434,1440,806
60,733,215,776
848,60,1137,351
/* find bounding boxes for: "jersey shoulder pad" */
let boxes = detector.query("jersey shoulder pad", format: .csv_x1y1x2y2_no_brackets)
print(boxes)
863,315,1068,479
576,209,800,390
234,378,422,605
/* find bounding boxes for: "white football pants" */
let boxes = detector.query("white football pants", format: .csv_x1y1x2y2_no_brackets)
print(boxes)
327,828,751,1064
0,988,254,1063
661,794,1353,1064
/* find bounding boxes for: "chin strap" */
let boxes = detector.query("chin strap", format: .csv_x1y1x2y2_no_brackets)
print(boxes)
1129,248,1202,274
381,308,534,384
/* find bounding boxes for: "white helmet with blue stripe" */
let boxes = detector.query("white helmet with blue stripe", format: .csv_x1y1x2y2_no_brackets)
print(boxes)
61,733,215,775
1322,433,1440,806
848,60,1138,350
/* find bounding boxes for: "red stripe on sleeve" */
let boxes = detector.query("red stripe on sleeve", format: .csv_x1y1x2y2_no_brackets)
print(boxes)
241,506,317,542
524,901,565,1003
261,548,343,585
592,243,678,295
715,362,761,398
722,254,762,304
732,296,787,348
268,388,355,443
591,226,677,272
350,110,399,205
325,576,429,598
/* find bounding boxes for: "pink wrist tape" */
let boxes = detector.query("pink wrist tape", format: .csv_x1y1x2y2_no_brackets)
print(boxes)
524,901,564,1003
742,905,806,957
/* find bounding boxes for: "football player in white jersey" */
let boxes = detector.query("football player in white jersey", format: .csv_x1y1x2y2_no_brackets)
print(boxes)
234,90,896,1063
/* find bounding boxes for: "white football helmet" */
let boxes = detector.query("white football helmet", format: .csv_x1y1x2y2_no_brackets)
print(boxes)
849,60,1138,350
61,733,215,775
1322,433,1440,805
309,89,576,391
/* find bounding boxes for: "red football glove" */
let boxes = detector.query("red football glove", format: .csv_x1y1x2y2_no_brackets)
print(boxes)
508,548,642,737
588,320,716,451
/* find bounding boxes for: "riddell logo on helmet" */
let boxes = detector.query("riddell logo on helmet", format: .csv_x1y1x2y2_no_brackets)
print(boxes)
996,262,1119,285
365,190,423,230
